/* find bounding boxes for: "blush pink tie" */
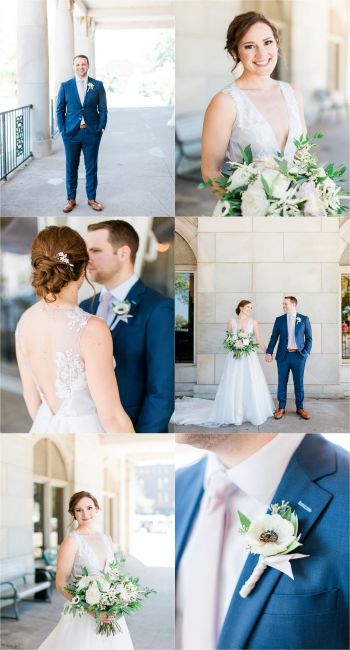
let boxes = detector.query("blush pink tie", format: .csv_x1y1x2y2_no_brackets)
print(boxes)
96,291,112,322
181,470,235,650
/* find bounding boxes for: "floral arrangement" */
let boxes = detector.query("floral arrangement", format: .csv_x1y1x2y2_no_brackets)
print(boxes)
238,501,309,597
64,558,154,636
200,133,348,216
223,330,260,359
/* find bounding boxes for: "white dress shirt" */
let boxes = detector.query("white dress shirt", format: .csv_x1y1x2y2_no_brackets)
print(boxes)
75,76,87,124
99,273,139,327
287,311,297,349
176,433,305,649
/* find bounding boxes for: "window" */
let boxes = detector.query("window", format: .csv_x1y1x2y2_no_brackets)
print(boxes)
175,271,195,363
341,271,350,360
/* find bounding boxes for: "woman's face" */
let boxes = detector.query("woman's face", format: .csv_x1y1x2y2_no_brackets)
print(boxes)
237,22,278,77
74,497,98,525
240,302,252,316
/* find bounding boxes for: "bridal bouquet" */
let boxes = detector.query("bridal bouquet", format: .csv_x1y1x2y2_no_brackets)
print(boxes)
223,330,260,359
200,133,348,216
64,558,155,636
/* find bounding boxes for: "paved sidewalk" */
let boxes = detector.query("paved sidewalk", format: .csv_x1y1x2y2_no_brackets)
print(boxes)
1,557,173,650
175,113,350,216
1,107,174,217
174,397,349,433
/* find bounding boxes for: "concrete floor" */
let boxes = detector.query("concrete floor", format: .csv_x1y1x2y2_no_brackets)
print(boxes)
0,556,174,650
174,397,350,433
1,107,174,217
175,114,350,216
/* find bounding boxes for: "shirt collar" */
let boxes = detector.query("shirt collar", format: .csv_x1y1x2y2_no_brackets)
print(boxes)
100,273,139,304
205,433,305,506
75,76,87,85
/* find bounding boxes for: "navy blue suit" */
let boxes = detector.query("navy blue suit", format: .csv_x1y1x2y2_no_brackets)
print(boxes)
57,76,107,200
80,279,174,433
176,435,349,649
266,313,312,409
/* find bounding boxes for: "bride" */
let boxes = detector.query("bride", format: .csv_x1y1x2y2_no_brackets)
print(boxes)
39,491,134,650
201,11,307,209
175,300,274,427
15,225,134,434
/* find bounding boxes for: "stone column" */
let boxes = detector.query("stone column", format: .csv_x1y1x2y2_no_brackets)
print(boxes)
88,18,96,77
17,0,52,157
55,0,75,91
74,15,89,58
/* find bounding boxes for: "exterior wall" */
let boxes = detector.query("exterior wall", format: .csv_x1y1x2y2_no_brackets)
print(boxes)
175,217,349,399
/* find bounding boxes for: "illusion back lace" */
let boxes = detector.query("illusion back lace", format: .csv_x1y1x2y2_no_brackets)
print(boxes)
16,301,99,426
221,80,303,162
69,531,114,577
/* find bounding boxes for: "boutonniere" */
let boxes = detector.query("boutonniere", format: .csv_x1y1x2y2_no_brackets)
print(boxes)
238,501,309,598
296,316,301,325
110,300,133,331
87,82,94,93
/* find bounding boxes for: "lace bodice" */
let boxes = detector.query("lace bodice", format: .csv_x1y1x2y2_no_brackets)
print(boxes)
221,81,303,163
231,317,254,335
69,531,115,578
15,302,97,418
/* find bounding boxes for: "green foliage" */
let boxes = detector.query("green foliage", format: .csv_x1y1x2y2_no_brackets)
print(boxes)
238,511,251,532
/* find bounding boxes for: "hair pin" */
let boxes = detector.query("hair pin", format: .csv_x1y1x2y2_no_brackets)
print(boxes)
57,251,74,267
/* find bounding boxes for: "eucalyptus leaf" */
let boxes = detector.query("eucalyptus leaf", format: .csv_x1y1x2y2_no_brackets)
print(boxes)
238,511,251,530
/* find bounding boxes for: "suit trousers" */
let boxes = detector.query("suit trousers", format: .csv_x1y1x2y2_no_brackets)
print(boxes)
62,127,102,200
277,351,306,409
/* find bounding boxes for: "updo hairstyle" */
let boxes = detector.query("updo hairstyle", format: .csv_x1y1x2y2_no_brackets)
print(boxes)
31,226,89,302
235,299,251,315
225,11,280,70
68,491,100,521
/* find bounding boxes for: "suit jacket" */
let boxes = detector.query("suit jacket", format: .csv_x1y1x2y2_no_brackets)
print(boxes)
176,435,349,649
80,279,174,433
266,313,312,361
56,76,107,137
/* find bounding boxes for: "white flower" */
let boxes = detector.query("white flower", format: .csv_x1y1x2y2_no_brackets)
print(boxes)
254,158,279,171
226,166,252,192
87,82,94,91
297,181,326,216
85,581,102,605
217,200,231,216
241,181,270,216
259,168,290,199
112,301,131,316
77,576,92,590
245,513,295,557
242,338,250,346
98,578,110,593
72,595,81,605
238,331,245,339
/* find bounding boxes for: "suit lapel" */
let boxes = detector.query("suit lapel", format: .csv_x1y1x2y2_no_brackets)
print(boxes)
71,77,82,106
109,279,146,336
175,458,206,571
217,436,335,649
83,77,91,106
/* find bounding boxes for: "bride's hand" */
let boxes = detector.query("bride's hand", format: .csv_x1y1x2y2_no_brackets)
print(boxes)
265,354,273,363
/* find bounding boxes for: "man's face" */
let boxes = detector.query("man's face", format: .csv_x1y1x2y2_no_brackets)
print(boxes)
283,299,297,314
74,57,89,79
86,229,122,285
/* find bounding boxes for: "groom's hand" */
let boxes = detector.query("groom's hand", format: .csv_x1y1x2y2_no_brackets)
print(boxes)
265,354,273,362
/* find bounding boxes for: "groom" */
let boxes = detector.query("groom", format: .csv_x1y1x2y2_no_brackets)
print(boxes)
80,220,174,433
265,296,312,420
175,433,349,650
57,54,107,213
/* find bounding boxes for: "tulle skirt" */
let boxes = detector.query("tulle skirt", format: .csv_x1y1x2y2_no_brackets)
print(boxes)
38,611,134,650
175,352,275,427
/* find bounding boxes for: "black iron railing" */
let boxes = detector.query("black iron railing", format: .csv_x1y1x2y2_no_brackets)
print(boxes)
50,97,59,139
0,105,33,180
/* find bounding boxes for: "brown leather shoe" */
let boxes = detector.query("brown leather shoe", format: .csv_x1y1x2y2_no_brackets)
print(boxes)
296,408,310,420
273,408,285,420
88,199,103,211
62,199,76,213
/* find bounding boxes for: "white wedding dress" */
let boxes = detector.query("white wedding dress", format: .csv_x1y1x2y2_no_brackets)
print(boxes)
38,531,134,650
175,318,274,427
16,302,105,433
213,80,303,215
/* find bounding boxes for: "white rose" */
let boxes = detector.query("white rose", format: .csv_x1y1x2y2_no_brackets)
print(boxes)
297,181,326,216
241,181,270,216
85,581,102,606
259,168,290,199
245,513,295,557
77,576,92,590
242,338,250,346
254,158,279,171
226,166,252,192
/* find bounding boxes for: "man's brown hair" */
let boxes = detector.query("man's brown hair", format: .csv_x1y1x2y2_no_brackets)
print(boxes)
87,220,139,264
284,296,298,305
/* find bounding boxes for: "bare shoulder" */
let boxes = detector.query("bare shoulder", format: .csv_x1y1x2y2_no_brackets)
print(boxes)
59,535,78,553
84,315,111,339
206,91,237,120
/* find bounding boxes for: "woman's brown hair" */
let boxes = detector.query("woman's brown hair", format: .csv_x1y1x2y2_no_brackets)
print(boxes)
31,226,92,302
225,11,280,71
68,491,100,520
235,299,251,315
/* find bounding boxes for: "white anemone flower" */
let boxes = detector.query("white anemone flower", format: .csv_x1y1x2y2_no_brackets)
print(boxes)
245,513,295,556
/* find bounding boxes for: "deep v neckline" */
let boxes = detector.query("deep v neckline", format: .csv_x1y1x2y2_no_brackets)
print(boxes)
76,532,109,572
234,317,252,333
234,81,291,153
